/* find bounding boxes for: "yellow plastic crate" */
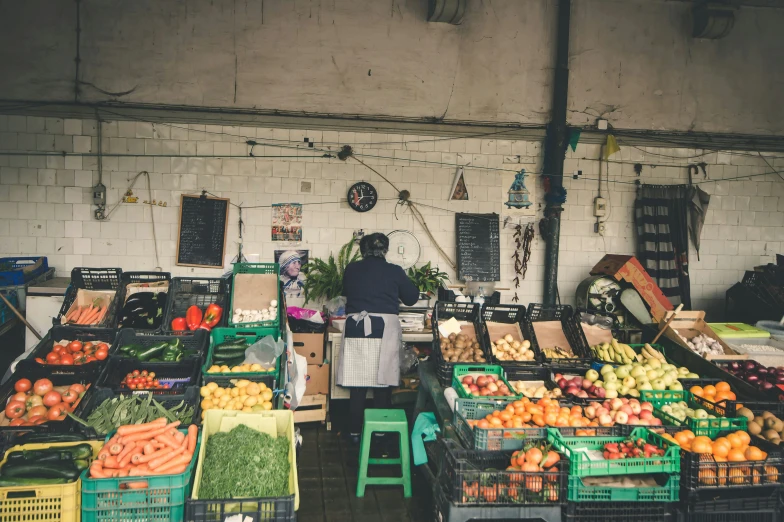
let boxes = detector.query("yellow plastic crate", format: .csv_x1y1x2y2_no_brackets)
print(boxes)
191,410,299,510
0,440,103,522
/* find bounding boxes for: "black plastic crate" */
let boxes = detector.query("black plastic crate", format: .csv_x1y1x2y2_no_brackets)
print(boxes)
163,277,230,333
563,501,676,522
23,325,116,373
116,271,171,333
432,302,490,387
73,386,202,439
185,496,296,522
110,329,208,361
438,437,568,506
482,304,542,370
527,304,592,368
97,357,201,393
681,430,783,491
711,360,784,403
680,485,780,512
0,366,100,436
54,267,123,328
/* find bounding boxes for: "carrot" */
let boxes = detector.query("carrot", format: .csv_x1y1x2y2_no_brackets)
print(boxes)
94,305,108,325
187,425,198,453
117,469,130,477
116,441,136,460
120,447,143,468
173,431,185,444
143,443,156,455
76,305,93,325
65,306,79,322
70,306,85,324
156,433,181,450
81,307,100,325
136,447,171,464
131,452,145,465
117,418,167,436
155,454,192,474
129,465,151,477
122,427,167,444
96,448,111,461
120,481,149,490
148,446,185,470
103,456,121,469
109,443,124,456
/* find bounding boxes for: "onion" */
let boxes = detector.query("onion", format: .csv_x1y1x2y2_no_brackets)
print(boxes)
776,375,784,385
758,367,769,376
762,381,776,391
743,361,758,372
729,361,741,371
747,374,760,384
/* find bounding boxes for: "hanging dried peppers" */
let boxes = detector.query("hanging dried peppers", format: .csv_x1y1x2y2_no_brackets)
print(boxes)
511,223,535,302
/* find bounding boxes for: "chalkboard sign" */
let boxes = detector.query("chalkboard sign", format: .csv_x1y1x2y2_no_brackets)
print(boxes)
456,213,500,282
176,194,229,268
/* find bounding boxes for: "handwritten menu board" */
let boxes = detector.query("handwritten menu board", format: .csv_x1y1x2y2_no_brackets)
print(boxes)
455,213,500,282
176,195,229,268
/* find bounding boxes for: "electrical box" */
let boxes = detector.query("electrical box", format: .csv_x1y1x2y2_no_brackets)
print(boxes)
92,183,106,206
593,197,607,217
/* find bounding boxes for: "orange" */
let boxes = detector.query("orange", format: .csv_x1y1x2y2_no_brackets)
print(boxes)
499,412,513,422
525,447,543,465
715,381,731,393
712,443,729,458
714,392,735,403
492,410,502,418
727,433,743,449
727,448,746,462
745,446,766,461
544,413,558,426
503,420,513,428
691,437,712,454
490,417,503,427
532,414,546,427
736,431,751,446
569,417,583,427
713,437,732,451
702,385,717,397
690,386,704,397
477,420,490,429
521,412,532,423
674,432,692,447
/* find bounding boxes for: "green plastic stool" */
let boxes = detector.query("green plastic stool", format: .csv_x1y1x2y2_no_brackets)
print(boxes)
356,408,412,498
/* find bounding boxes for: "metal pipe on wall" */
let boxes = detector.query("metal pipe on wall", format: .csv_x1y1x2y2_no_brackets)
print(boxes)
542,0,572,305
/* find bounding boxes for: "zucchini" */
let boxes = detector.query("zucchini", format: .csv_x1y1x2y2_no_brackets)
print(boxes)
2,464,80,481
15,433,85,444
0,478,70,487
213,347,247,359
7,443,93,463
215,340,248,352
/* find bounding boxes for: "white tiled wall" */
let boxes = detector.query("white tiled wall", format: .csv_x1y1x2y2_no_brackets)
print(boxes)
1,114,783,320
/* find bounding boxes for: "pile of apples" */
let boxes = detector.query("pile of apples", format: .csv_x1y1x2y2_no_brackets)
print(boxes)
659,401,717,422
586,397,663,426
460,374,515,398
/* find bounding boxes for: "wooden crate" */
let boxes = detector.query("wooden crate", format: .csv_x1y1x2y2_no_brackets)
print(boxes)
294,394,327,424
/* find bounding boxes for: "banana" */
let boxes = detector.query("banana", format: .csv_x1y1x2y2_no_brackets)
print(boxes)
623,344,636,360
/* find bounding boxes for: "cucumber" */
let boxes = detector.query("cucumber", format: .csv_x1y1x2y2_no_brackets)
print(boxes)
15,433,85,444
213,347,247,359
214,340,248,352
1,464,80,481
0,478,70,487
7,443,93,463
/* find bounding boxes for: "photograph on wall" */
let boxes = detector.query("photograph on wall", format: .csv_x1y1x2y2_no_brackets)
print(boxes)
275,249,308,298
271,203,303,242
449,167,469,201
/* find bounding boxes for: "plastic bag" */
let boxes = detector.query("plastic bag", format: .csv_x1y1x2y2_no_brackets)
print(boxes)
287,307,328,333
327,296,347,318
287,307,325,322
400,343,419,374
244,335,285,368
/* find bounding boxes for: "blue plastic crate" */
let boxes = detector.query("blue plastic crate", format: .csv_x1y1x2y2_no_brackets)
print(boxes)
0,257,48,286
0,289,19,327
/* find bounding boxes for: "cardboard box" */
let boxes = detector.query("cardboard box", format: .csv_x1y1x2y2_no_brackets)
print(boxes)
659,310,746,360
292,333,325,364
305,363,329,395
591,255,674,322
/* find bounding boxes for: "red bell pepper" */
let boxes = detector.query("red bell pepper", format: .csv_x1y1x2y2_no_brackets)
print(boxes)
171,317,187,331
186,306,203,331
198,303,223,331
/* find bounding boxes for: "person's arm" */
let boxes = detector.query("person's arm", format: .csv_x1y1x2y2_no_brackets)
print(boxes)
397,266,420,306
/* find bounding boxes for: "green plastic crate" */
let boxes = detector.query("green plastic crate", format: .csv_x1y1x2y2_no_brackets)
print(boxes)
202,327,282,384
229,263,280,329
452,364,522,401
81,429,201,522
567,474,679,502
641,390,747,435
547,427,680,478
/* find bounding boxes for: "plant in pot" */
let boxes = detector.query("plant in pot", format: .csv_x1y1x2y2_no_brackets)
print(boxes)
407,262,449,306
303,239,361,317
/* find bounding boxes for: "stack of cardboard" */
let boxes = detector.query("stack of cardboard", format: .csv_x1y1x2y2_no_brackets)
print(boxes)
293,333,328,395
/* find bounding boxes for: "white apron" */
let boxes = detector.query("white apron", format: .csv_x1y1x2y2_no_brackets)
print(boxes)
337,311,401,388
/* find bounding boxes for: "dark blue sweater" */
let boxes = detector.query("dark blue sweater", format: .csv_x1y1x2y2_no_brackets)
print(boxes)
343,257,420,315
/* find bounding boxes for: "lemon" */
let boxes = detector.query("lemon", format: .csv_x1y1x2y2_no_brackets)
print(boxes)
206,382,219,392
250,363,263,372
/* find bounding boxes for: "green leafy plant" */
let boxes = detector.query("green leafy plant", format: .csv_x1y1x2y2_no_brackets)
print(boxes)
303,239,361,303
407,262,449,296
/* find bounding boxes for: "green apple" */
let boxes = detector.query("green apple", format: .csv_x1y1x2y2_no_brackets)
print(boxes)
651,379,666,391
693,409,708,419
637,382,652,391
661,404,673,414
662,374,674,386
643,364,652,371
604,373,618,383
628,389,640,398
678,367,690,375
648,359,662,370
630,366,647,379
622,376,636,389
646,369,659,381
669,381,683,391
600,364,615,376
604,380,619,391
615,366,630,379
685,372,699,378
594,380,604,388
618,385,629,395
604,389,618,399
585,369,600,382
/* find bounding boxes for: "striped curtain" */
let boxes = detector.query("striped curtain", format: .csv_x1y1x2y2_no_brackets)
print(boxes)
635,184,691,308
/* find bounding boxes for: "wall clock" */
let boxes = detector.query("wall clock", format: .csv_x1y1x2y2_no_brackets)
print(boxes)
347,182,378,212
386,230,421,269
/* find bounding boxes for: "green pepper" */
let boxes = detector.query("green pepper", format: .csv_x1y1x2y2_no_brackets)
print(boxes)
168,338,183,351
136,342,169,361
119,344,143,354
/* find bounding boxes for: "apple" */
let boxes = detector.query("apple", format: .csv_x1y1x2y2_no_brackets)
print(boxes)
486,382,499,393
469,384,479,393
645,370,658,381
585,369,600,382
599,414,613,426
605,389,618,399
582,378,594,390
678,367,690,375
462,376,474,386
641,402,654,412
566,386,580,396
630,402,641,415
620,404,633,416
649,359,662,369
640,409,653,421
615,411,629,423
669,382,683,391
595,387,607,398
628,389,640,398
600,365,615,376
577,391,589,398
594,380,604,388
685,372,699,378
694,409,709,419
604,381,618,392
622,376,636,389
618,386,629,396
604,373,618,384
609,398,623,411
615,366,630,379
630,366,646,379
585,406,597,419
651,379,667,391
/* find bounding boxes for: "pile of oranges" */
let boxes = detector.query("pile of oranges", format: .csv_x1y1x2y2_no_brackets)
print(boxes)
465,397,608,435
661,429,777,486
689,381,738,404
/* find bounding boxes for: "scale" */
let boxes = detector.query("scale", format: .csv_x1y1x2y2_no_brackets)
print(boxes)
386,230,420,269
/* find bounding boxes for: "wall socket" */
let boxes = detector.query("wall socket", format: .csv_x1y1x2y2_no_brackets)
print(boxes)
597,222,606,235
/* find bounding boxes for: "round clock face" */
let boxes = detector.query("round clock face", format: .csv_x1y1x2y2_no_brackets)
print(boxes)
347,182,378,213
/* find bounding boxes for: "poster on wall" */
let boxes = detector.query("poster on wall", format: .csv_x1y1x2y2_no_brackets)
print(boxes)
449,167,469,201
501,169,536,216
271,203,303,242
275,249,308,298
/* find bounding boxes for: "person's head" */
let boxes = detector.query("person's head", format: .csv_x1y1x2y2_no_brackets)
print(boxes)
359,233,389,259
279,250,302,278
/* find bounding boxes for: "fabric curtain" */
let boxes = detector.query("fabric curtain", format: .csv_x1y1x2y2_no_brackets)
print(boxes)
635,184,691,308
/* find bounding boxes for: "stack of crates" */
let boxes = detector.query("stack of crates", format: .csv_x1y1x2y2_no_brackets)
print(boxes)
0,256,52,320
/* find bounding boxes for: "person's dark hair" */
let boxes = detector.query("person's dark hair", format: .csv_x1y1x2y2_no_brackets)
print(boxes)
359,233,389,259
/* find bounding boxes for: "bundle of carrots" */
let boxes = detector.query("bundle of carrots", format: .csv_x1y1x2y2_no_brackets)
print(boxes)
63,299,109,326
89,417,198,481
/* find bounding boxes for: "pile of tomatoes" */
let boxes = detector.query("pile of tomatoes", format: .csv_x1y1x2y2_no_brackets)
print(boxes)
4,378,87,426
35,340,110,366
121,370,170,390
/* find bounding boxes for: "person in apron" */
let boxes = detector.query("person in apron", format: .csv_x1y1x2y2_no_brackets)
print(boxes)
337,233,419,443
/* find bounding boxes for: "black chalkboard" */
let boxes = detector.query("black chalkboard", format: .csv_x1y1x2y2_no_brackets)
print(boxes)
456,213,500,282
176,194,229,268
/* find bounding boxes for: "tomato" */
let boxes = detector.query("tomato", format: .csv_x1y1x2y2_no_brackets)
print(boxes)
127,383,136,390
25,395,43,409
43,391,62,407
33,379,53,397
83,342,93,351
10,392,28,403
46,405,66,421
61,389,78,404
141,371,148,377
97,343,109,351
45,352,60,364
68,341,83,353
28,405,48,418
53,345,64,355
69,383,86,395
95,348,108,361
148,372,156,379
34,358,46,364
28,416,46,425
59,354,74,365
132,370,140,377
4,401,25,419
8,418,25,427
